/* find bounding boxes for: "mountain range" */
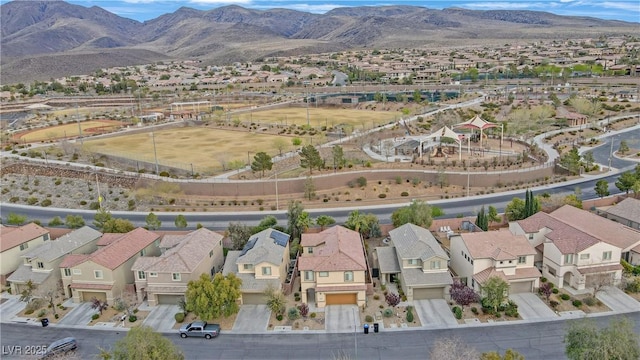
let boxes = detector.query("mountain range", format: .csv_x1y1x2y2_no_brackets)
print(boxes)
1,1,638,84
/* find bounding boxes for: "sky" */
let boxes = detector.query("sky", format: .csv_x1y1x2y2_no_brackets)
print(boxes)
3,0,639,23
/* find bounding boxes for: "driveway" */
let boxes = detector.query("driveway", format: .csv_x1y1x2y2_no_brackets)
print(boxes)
596,286,639,313
232,305,270,333
412,299,457,327
57,302,93,326
0,296,26,322
325,305,359,333
142,305,178,332
509,293,558,320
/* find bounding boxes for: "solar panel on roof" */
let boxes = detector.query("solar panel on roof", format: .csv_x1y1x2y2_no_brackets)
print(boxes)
239,237,258,256
270,230,290,247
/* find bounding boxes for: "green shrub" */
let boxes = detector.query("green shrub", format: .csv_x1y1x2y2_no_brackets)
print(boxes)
395,176,402,184
175,312,185,322
37,309,47,318
583,297,597,306
24,309,34,315
383,308,394,317
406,310,414,322
92,313,100,320
128,315,137,322
89,202,100,210
471,307,478,315
625,277,640,293
356,177,367,187
560,293,570,301
540,277,547,283
552,288,559,294
54,314,59,319
310,312,316,319
378,193,387,198
26,197,38,205
453,306,462,320
572,300,582,308
400,191,409,197
373,294,380,300
276,314,283,321
365,315,373,323
287,307,300,320
550,300,559,308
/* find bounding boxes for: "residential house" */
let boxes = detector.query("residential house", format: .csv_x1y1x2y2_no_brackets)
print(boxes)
131,228,224,306
375,223,453,300
7,226,102,295
60,228,160,303
596,197,640,264
0,223,50,285
450,230,541,294
510,205,640,290
222,228,291,305
298,226,368,307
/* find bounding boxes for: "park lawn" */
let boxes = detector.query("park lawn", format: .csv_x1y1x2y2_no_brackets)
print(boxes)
83,127,297,171
17,120,124,142
230,107,402,129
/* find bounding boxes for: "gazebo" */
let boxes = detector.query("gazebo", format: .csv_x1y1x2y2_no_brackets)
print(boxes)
419,126,463,161
455,115,503,155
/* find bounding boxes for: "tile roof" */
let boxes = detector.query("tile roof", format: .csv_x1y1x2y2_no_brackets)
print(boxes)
59,254,89,268
96,233,126,246
460,230,536,260
604,197,640,224
6,264,51,284
20,226,102,262
389,223,448,261
576,263,623,275
69,283,113,290
237,228,289,266
222,251,241,276
298,226,366,272
315,284,368,292
401,267,453,287
159,235,184,249
375,247,401,274
0,223,49,252
64,228,159,270
516,211,600,254
131,228,222,273
550,205,640,251
473,266,541,285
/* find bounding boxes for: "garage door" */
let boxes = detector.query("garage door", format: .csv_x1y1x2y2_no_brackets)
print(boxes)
242,292,267,305
413,287,443,300
585,273,614,288
157,294,184,305
325,293,357,305
510,281,533,293
82,291,107,302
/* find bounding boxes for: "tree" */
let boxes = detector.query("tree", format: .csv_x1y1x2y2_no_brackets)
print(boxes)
145,212,162,230
48,216,64,227
618,140,629,155
264,284,286,316
524,189,540,218
488,206,501,224
296,211,313,234
449,279,479,310
505,197,526,221
19,280,36,303
413,89,422,103
481,349,525,360
273,138,287,156
287,201,305,242
91,297,108,315
482,276,509,313
303,176,316,200
595,179,610,198
475,206,489,231
110,325,184,360
616,171,637,194
93,208,113,231
102,218,135,233
391,200,433,228
7,213,27,225
315,215,335,230
65,215,85,229
299,145,323,174
430,337,480,360
251,152,273,178
292,137,302,147
565,318,640,360
185,273,241,321
252,216,279,234
437,167,448,188
332,145,346,169
345,210,368,235
538,282,553,302
174,214,187,229
582,150,595,170
227,222,252,250
560,147,582,175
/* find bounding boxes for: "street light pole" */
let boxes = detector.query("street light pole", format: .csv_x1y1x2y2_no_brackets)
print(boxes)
608,136,615,172
151,131,159,175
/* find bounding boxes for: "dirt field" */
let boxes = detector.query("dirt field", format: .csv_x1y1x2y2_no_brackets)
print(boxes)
14,120,124,142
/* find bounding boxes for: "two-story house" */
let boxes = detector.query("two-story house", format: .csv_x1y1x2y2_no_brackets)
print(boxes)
7,226,102,295
298,226,368,307
222,228,290,305
596,197,640,264
375,223,453,300
131,228,224,306
510,205,637,291
450,229,541,294
0,223,50,285
60,228,160,303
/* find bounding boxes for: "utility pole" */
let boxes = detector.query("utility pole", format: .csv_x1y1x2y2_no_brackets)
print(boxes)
152,131,159,175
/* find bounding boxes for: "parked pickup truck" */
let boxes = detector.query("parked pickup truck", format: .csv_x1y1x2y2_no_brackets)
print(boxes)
179,321,221,339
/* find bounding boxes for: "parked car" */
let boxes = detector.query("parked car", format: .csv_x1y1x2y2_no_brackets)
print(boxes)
179,321,220,339
39,337,77,359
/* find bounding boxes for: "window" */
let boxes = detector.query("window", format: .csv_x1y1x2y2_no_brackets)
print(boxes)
304,271,314,281
307,247,313,254
19,243,29,251
63,268,71,277
72,269,81,275
243,264,254,271
43,234,50,241
528,234,534,240
580,254,590,260
603,251,612,261
408,259,419,265
499,261,504,265
564,254,574,264
172,273,181,281
149,272,158,277
262,267,271,276
137,271,146,280
209,250,214,258
37,262,44,269
139,249,146,256
344,271,354,282
518,256,526,264
94,270,103,279
319,271,329,277
430,260,441,269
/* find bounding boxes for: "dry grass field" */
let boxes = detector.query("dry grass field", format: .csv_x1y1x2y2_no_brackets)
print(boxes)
15,120,124,142
231,107,402,129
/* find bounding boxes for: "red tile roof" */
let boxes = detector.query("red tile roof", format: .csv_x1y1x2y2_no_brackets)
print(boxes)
97,233,126,246
0,223,49,252
576,263,623,275
59,254,89,268
298,226,366,272
69,283,113,290
474,266,541,285
460,230,535,260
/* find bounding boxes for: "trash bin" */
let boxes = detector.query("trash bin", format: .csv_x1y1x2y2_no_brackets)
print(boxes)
363,324,369,334
41,318,49,327
373,323,379,333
